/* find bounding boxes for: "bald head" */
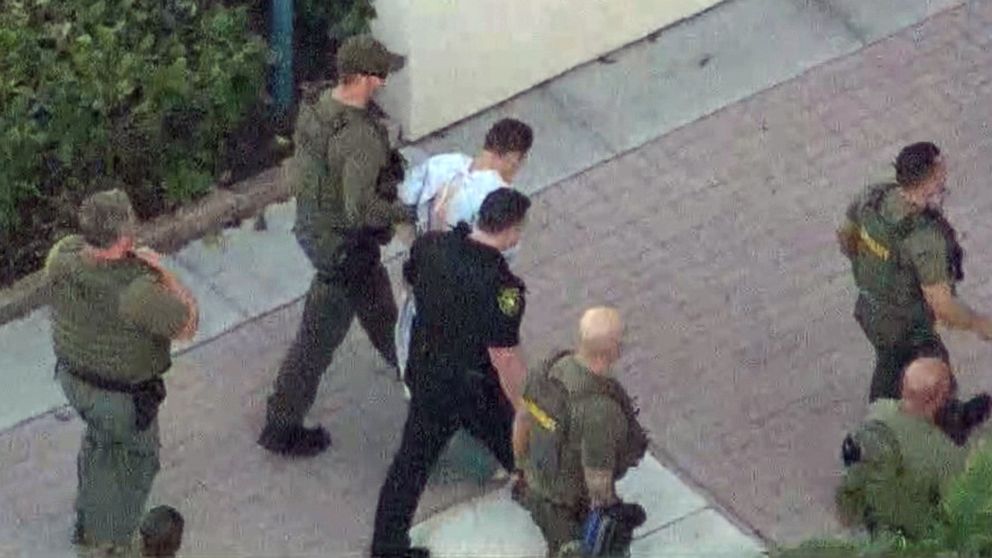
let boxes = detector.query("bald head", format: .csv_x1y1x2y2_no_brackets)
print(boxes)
577,307,624,372
901,357,952,419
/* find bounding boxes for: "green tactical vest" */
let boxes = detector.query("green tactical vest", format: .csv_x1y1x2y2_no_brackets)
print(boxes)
289,91,389,240
837,400,966,539
524,352,650,505
850,184,938,338
46,236,172,383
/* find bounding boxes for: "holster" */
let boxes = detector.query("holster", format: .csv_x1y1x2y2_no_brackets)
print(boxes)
61,361,167,431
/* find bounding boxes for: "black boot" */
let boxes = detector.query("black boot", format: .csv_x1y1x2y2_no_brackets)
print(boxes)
370,546,430,558
71,517,86,545
258,424,332,457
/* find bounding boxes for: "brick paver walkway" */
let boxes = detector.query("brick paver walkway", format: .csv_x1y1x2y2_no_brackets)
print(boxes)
3,1,992,553
512,0,992,544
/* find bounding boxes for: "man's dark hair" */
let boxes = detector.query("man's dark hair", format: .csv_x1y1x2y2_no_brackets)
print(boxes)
484,118,533,156
895,142,941,188
140,506,184,557
477,188,531,234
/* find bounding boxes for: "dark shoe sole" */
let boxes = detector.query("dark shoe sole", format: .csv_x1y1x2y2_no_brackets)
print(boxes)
258,426,332,457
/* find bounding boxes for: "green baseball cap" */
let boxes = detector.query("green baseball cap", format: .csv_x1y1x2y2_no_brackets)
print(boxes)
336,34,406,77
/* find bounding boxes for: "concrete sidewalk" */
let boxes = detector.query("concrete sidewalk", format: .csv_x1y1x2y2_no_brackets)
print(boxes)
0,0,960,432
0,0,983,554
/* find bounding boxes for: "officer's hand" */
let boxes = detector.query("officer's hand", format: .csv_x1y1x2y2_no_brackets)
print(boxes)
510,469,528,503
395,222,416,248
976,317,992,341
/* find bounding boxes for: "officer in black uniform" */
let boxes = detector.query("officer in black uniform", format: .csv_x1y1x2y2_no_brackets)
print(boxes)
370,188,533,558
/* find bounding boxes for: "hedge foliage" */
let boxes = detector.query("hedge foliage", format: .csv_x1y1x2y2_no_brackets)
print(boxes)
0,0,267,234
772,440,992,558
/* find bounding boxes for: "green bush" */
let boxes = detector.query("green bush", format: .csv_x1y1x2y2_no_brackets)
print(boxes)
0,0,267,234
296,0,376,84
772,441,992,558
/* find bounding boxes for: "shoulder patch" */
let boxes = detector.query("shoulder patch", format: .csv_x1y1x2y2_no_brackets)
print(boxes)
498,287,522,317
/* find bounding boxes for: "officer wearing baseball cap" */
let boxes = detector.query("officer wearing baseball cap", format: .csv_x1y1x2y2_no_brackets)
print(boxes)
259,35,413,457
336,34,406,77
47,189,198,553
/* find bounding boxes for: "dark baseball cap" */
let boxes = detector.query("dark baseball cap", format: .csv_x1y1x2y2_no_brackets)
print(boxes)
336,35,406,77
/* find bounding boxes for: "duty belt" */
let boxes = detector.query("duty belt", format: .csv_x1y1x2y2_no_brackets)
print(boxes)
58,360,167,431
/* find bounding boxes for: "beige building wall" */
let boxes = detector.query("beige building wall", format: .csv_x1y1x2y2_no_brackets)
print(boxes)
371,0,722,141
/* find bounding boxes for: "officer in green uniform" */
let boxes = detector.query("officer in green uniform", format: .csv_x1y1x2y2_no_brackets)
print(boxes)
836,357,969,539
837,142,992,442
514,308,649,557
258,35,411,457
46,190,198,556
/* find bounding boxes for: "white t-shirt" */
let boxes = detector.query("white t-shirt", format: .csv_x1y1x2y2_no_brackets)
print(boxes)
398,152,508,233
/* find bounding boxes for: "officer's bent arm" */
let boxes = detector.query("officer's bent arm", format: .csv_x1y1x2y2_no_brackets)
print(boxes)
584,468,619,509
119,276,194,340
489,346,527,410
837,220,859,260
340,129,406,229
922,282,990,335
512,408,532,465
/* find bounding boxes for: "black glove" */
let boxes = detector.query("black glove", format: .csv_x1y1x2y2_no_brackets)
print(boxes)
582,502,646,556
376,149,406,203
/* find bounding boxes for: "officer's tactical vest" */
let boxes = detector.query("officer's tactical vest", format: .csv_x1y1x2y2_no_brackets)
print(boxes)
851,183,927,309
290,95,352,234
46,236,172,382
838,401,966,539
524,351,649,491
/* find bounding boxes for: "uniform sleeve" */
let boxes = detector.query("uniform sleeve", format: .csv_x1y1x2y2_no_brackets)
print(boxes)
577,398,627,470
119,275,191,338
483,275,526,348
835,421,901,527
338,124,406,229
906,225,951,286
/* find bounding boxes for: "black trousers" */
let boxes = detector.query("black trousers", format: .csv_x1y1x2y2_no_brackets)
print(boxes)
371,372,516,551
867,336,949,402
860,321,985,445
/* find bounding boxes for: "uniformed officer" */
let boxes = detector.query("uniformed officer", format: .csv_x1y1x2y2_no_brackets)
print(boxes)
395,118,534,391
258,35,411,457
370,188,533,558
46,190,198,555
513,307,649,557
836,357,969,539
837,142,992,442
393,119,534,481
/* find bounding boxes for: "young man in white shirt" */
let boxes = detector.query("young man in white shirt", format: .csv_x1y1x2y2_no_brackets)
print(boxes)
396,118,534,389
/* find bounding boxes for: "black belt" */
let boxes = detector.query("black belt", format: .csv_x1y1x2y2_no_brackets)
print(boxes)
58,360,167,431
61,362,156,394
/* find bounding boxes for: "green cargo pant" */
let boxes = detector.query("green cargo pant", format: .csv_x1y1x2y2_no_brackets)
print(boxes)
519,490,586,557
265,236,398,431
57,365,161,547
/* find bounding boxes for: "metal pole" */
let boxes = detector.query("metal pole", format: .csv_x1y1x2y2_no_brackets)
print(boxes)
271,0,294,117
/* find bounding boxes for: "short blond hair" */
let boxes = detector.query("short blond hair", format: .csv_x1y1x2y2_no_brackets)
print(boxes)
578,307,623,358
78,189,136,248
